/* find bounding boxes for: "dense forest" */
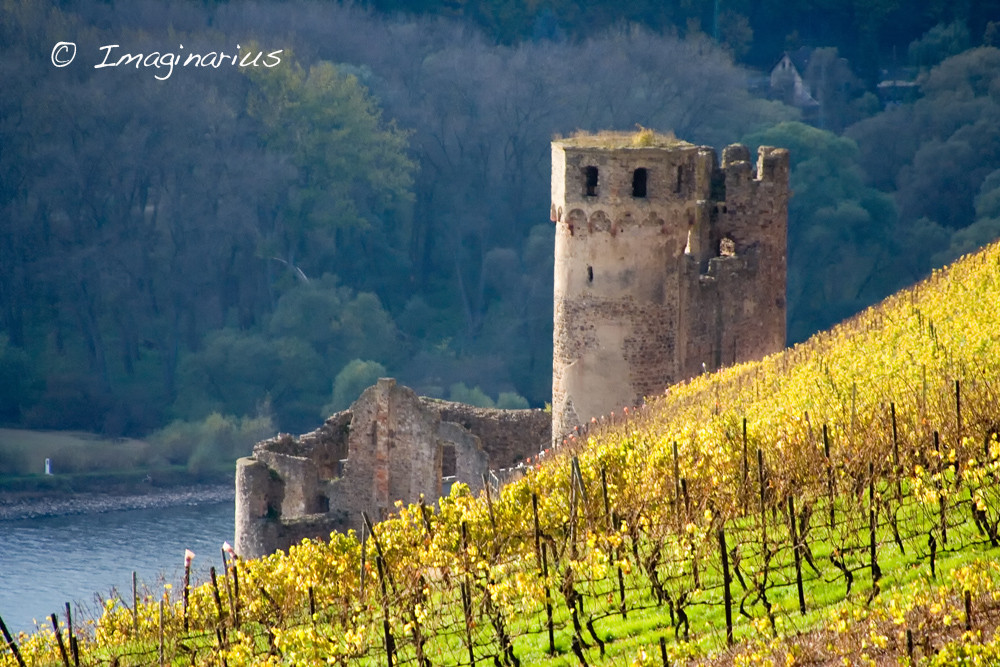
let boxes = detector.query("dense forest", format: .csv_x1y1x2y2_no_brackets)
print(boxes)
1,0,999,453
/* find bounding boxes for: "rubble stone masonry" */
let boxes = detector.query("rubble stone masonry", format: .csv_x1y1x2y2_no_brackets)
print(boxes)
235,379,550,558
551,134,788,443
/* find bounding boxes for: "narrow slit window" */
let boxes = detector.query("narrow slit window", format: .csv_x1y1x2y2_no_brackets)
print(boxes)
632,168,648,197
587,265,594,283
675,166,684,193
584,166,599,197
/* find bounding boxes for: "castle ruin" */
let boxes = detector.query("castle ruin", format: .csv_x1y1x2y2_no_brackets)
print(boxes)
235,131,789,558
551,133,788,441
235,378,549,558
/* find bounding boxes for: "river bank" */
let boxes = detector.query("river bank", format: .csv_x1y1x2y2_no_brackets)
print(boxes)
0,483,234,521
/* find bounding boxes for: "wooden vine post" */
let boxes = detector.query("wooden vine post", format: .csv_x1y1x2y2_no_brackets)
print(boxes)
742,418,749,493
788,496,806,614
869,463,881,598
541,542,555,655
757,448,767,550
132,571,139,636
375,556,395,667
890,403,902,502
934,431,948,545
158,599,164,667
672,441,681,524
50,614,70,667
824,425,834,530
955,379,962,438
718,529,734,645
209,567,226,641
601,467,627,619
0,614,26,667
531,494,555,655
460,522,478,666
65,602,79,667
183,550,192,633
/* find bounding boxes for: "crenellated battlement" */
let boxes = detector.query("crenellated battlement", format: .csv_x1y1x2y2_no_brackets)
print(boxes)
551,131,788,443
719,144,790,201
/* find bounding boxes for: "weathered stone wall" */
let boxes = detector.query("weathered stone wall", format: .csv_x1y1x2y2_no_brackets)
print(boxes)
437,421,487,494
552,136,788,442
235,379,550,558
424,398,551,469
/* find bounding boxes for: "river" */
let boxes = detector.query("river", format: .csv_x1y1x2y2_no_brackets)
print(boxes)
0,500,235,635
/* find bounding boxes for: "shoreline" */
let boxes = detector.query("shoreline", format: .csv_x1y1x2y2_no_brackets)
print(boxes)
0,484,234,521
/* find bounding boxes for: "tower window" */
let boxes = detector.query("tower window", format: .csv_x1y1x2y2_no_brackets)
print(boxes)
587,265,594,283
675,166,684,193
632,168,648,198
584,166,599,197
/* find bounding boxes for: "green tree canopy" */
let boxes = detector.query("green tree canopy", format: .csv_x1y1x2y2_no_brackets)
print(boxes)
246,56,415,287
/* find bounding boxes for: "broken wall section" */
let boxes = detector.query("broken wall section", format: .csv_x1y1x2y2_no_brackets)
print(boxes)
235,378,550,558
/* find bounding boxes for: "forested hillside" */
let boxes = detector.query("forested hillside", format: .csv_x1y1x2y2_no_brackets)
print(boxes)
364,0,1000,79
2,0,1000,455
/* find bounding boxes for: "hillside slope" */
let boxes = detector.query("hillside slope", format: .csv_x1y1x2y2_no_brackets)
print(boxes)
8,243,1000,666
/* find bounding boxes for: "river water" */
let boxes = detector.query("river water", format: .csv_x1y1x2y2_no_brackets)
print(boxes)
0,501,235,635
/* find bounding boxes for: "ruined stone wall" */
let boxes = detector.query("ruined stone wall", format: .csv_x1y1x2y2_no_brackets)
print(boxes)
680,145,788,377
437,421,488,494
552,136,788,442
425,398,551,469
235,379,551,558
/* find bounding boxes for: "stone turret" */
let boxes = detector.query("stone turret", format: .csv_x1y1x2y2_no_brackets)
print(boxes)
551,131,788,443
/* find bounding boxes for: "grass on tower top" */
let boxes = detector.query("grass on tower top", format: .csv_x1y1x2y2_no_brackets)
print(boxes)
554,127,688,149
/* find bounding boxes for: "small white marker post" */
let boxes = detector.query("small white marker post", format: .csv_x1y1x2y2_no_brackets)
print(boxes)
44,458,52,475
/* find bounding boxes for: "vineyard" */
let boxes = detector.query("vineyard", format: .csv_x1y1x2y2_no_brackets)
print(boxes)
8,243,1000,665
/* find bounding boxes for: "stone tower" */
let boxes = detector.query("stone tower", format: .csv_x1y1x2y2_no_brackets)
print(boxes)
551,132,788,442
